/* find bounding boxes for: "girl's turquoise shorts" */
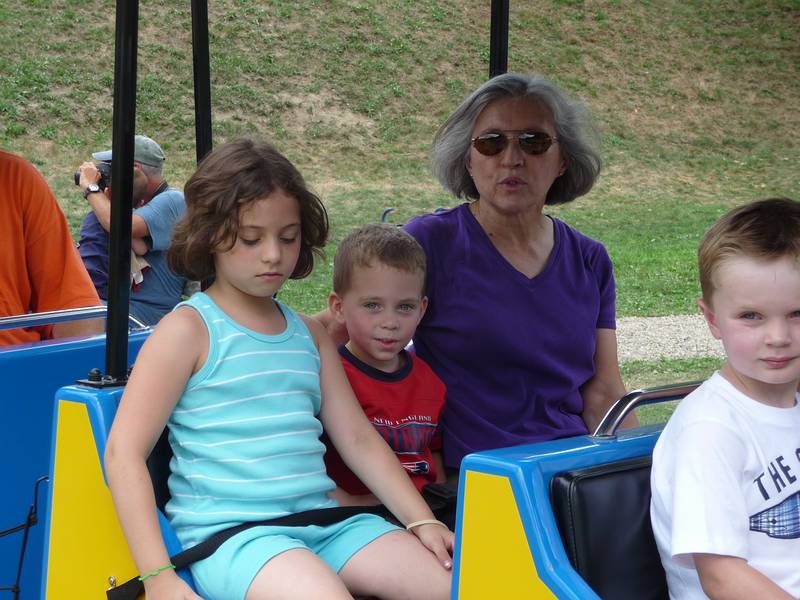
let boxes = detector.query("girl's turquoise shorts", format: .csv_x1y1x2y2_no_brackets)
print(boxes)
190,513,399,600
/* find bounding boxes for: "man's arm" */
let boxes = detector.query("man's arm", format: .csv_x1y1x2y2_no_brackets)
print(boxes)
131,237,149,256
17,156,104,337
52,319,103,339
79,162,149,238
132,188,185,251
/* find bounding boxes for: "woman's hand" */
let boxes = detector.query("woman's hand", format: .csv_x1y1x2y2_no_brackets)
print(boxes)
410,523,454,570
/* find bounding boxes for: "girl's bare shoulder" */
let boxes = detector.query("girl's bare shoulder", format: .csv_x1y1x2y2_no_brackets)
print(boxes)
145,305,208,354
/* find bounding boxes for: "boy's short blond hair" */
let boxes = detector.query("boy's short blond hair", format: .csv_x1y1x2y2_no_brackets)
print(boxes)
698,197,800,302
333,223,426,295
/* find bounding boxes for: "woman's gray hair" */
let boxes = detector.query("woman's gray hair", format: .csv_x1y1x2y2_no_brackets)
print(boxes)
431,73,601,205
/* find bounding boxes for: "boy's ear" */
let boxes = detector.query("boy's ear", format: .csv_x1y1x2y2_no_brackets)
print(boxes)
418,296,429,322
328,292,346,324
697,298,721,340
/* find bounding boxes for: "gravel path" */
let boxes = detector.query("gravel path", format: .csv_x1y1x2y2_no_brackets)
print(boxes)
616,314,724,362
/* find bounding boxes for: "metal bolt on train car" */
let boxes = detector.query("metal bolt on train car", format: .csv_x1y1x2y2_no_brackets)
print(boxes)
0,2,697,598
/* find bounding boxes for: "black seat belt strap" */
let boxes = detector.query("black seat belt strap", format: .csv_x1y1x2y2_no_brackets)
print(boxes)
107,505,390,600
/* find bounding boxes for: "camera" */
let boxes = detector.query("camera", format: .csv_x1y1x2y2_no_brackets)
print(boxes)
74,161,111,190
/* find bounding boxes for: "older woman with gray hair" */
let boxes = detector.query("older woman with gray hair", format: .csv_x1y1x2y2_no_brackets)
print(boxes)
404,72,630,473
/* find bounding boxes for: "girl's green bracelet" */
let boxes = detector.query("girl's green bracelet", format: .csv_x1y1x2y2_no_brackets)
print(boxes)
138,563,176,582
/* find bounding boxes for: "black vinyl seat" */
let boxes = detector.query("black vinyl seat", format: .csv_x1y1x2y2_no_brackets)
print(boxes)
550,455,668,600
146,428,173,513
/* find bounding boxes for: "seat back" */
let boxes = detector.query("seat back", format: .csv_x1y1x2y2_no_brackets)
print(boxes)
147,428,174,514
550,455,668,600
0,332,149,596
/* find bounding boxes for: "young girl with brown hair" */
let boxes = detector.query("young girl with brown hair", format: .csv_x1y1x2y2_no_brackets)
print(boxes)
105,138,452,600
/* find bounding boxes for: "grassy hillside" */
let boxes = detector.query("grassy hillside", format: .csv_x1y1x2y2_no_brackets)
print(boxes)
2,0,798,320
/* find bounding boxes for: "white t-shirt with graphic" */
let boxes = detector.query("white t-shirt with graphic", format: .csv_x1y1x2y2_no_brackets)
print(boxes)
651,372,800,599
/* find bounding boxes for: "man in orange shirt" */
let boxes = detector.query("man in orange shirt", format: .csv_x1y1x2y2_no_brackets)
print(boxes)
0,149,102,346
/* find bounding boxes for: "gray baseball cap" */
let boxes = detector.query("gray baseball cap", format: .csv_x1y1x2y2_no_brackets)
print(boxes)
92,135,166,167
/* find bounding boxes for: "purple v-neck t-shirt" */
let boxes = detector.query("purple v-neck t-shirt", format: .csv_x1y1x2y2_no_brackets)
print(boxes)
405,203,616,468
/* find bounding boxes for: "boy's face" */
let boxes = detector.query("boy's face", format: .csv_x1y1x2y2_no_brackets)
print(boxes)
329,262,427,373
698,255,800,406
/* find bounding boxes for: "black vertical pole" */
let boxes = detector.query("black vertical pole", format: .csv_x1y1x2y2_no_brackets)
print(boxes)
191,0,213,163
105,0,139,382
490,0,509,78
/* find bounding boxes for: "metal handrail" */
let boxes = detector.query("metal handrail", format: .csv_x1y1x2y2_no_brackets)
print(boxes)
591,381,702,439
0,306,147,332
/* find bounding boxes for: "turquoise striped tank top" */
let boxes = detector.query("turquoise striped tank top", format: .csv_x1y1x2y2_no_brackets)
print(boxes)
165,292,336,547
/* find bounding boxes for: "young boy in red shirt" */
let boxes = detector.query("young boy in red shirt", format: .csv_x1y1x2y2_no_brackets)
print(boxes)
324,223,447,507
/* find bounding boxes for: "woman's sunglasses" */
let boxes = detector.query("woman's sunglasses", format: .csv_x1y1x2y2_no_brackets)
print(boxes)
471,131,558,157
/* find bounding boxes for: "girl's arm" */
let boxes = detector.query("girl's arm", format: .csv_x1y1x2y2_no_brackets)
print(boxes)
303,317,454,568
329,486,380,507
580,328,638,433
312,304,349,345
694,554,794,599
104,308,207,599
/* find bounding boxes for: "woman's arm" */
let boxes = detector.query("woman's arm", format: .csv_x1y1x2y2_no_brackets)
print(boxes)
694,554,793,600
104,308,206,599
302,316,453,568
580,328,637,433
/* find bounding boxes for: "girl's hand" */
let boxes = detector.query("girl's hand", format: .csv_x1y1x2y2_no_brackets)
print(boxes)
411,523,455,570
144,572,204,599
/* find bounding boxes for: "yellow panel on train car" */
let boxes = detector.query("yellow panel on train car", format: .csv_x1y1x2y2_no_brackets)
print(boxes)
46,400,136,598
457,471,556,599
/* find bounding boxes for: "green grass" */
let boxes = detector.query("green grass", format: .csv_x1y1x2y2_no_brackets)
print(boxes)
621,356,725,424
2,1,798,332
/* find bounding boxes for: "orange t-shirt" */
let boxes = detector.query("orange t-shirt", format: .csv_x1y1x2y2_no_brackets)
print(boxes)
0,150,100,345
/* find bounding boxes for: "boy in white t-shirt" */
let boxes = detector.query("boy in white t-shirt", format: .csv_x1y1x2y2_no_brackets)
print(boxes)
651,197,800,600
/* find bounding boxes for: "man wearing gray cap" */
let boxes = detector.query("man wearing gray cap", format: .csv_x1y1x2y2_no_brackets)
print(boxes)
77,135,187,326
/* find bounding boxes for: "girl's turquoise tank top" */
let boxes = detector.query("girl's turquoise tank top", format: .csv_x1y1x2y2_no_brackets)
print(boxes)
165,292,336,547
